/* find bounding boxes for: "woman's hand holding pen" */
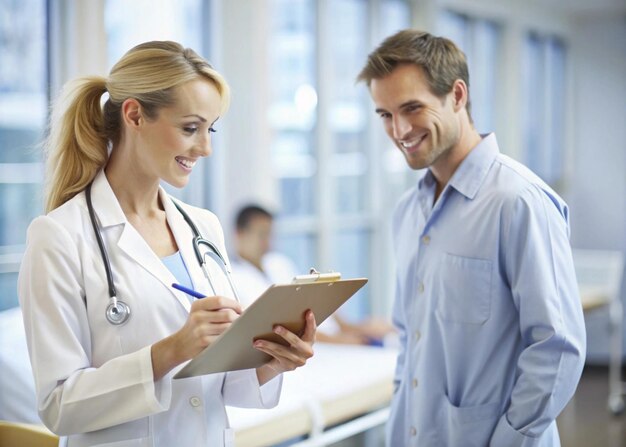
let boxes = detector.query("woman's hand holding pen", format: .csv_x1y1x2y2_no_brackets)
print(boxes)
151,295,242,381
254,310,317,385
178,296,243,357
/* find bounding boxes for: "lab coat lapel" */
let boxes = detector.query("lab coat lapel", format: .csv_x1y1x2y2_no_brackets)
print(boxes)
161,192,209,297
91,172,191,312
117,224,192,312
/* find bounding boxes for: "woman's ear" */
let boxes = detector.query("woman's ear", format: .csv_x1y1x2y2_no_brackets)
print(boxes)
121,98,143,128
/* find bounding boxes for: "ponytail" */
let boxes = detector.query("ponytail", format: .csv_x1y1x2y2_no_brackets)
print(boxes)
44,76,109,212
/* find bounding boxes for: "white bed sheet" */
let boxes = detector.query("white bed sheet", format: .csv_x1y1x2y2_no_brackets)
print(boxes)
226,343,397,442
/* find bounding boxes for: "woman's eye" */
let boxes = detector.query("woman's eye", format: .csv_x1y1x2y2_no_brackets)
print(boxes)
209,127,217,133
183,126,198,134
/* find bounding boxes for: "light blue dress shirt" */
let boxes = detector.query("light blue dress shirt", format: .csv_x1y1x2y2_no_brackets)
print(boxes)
387,134,586,447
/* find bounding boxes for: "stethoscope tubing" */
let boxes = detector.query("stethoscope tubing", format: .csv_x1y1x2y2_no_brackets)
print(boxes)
86,183,117,300
172,200,241,301
194,237,241,300
86,182,239,325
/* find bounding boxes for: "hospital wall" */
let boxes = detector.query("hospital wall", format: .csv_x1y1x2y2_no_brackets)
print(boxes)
568,14,626,361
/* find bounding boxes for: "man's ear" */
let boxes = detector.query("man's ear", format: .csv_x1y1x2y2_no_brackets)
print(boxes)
121,98,143,128
451,79,468,113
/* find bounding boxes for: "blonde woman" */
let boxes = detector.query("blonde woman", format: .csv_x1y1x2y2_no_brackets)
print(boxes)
18,41,316,447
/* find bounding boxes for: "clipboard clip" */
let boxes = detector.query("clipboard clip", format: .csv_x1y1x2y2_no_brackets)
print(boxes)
292,267,342,284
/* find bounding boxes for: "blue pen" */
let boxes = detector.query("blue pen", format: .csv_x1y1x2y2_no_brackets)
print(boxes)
172,283,206,299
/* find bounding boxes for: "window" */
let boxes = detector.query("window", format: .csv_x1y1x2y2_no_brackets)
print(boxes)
269,0,411,321
267,0,319,289
0,0,48,310
438,11,500,134
326,0,371,319
522,33,566,185
105,0,205,66
267,0,317,219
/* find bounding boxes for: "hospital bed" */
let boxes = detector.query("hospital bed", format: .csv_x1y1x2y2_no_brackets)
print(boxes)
227,343,396,446
574,249,625,415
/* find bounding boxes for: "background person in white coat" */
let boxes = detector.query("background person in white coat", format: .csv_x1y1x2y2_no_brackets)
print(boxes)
17,41,316,447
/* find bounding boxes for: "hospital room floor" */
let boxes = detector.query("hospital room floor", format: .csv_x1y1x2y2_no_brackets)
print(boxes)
557,365,626,447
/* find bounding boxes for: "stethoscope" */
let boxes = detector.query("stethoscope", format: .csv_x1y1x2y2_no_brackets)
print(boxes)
86,183,240,326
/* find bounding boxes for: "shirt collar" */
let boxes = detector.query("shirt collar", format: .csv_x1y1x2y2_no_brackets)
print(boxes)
445,133,499,200
419,168,437,190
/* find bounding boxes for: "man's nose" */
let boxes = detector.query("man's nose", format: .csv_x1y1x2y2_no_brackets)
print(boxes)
392,115,411,140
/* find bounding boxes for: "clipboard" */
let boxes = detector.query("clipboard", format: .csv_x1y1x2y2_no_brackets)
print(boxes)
174,274,367,378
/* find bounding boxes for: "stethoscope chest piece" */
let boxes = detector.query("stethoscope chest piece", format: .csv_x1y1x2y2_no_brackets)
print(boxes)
105,297,131,325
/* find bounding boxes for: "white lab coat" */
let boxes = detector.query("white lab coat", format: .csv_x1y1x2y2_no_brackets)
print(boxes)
18,170,282,447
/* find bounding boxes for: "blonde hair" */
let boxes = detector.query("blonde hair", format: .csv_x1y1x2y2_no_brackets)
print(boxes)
44,41,230,212
357,29,472,122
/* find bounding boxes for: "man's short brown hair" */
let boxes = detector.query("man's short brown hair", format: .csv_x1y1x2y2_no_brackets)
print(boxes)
357,29,472,120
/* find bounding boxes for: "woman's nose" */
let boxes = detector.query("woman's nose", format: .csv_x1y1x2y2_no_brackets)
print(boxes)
198,134,212,157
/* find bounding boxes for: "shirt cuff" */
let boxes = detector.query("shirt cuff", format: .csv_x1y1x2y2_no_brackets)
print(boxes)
141,345,172,412
259,373,283,408
223,369,282,408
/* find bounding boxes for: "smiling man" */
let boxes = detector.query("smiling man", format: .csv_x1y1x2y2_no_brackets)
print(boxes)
358,30,585,446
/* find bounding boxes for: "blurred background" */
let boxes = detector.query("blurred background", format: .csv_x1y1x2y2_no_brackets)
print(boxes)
0,0,625,444
1,0,624,358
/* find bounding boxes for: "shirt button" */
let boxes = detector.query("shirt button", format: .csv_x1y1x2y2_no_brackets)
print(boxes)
410,426,417,436
412,378,418,388
418,282,425,293
414,331,421,341
422,235,430,244
189,396,202,407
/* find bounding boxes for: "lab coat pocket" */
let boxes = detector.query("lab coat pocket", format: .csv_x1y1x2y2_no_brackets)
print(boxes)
224,428,235,447
444,396,500,447
436,253,492,324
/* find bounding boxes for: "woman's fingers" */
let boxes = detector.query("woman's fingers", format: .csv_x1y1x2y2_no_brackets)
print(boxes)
254,312,317,373
191,295,242,314
301,310,317,343
179,295,243,354
270,311,316,347
254,341,311,370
